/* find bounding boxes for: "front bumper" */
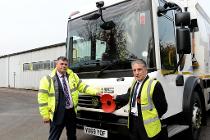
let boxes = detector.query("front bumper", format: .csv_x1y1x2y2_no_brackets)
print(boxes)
76,110,129,136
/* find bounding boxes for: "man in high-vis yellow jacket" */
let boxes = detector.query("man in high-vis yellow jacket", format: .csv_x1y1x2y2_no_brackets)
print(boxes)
38,56,100,140
115,59,168,140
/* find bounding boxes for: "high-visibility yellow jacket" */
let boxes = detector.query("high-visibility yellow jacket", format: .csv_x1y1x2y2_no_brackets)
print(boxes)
128,78,161,138
38,68,99,121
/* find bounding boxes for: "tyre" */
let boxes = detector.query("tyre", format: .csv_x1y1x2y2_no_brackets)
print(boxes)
186,91,202,140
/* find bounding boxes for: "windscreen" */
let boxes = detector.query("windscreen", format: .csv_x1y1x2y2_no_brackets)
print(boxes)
67,0,155,74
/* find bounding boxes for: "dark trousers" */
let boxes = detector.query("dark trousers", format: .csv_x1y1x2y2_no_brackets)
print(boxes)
49,108,76,140
129,115,168,140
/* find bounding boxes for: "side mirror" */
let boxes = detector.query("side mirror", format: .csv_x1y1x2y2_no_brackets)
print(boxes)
176,27,191,54
100,21,115,30
175,12,191,26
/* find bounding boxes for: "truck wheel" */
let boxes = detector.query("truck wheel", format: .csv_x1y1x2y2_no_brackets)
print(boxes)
187,91,202,140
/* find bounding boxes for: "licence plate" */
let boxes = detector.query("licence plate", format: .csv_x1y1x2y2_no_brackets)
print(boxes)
84,126,108,138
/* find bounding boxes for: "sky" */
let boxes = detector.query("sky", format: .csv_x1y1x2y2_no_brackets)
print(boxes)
0,0,209,56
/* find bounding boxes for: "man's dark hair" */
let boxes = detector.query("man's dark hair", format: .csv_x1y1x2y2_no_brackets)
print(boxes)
57,56,68,62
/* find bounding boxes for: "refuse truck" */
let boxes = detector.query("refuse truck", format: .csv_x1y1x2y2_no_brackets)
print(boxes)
66,0,210,139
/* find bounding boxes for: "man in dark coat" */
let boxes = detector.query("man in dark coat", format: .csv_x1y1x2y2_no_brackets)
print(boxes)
115,59,168,140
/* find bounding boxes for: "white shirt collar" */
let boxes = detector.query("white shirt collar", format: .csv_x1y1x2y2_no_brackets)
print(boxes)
57,71,66,78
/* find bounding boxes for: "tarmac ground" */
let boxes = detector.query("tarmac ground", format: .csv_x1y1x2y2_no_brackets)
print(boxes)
0,88,209,140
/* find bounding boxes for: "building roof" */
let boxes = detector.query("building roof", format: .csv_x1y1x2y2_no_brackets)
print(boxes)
0,42,66,58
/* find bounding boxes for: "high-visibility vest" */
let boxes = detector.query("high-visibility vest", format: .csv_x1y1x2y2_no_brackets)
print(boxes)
38,68,98,121
128,78,161,138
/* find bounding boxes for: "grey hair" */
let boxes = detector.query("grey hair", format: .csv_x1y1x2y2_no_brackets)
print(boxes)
57,56,68,62
131,59,147,68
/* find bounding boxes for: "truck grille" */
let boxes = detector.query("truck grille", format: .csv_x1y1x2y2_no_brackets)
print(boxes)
78,95,101,109
78,110,119,122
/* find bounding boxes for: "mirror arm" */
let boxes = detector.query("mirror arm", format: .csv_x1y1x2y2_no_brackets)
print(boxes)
98,8,105,23
163,53,184,76
100,14,105,23
160,6,181,14
158,2,182,16
172,53,184,73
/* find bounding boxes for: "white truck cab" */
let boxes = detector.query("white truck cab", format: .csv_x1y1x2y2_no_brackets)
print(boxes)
66,0,210,139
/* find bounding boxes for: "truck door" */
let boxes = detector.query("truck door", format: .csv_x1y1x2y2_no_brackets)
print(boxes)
157,0,184,117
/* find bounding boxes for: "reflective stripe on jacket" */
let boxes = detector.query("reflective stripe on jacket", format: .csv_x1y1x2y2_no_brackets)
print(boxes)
38,68,98,121
128,78,161,138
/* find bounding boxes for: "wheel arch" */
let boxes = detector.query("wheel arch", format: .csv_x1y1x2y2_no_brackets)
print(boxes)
182,76,206,124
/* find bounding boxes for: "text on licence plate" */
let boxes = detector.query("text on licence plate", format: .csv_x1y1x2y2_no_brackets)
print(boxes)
84,126,108,138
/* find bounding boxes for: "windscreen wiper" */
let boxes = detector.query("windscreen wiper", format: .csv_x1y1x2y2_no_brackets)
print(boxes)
81,60,100,66
71,60,101,72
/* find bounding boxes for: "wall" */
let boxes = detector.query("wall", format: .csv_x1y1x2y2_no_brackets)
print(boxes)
0,43,65,90
0,57,9,87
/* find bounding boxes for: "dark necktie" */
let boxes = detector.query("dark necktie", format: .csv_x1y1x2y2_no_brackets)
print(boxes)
61,75,71,108
131,82,140,107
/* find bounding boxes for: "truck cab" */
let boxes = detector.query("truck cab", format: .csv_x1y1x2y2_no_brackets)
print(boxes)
66,0,210,139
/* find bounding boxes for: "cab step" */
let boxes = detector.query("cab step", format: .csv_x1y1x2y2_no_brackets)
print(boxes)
167,124,189,138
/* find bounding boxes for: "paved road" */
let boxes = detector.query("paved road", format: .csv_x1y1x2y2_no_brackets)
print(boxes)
0,88,209,140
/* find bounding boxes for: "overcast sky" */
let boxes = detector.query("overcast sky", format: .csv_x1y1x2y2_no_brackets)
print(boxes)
0,0,209,56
